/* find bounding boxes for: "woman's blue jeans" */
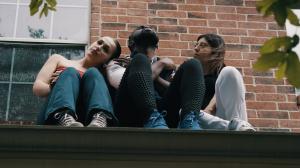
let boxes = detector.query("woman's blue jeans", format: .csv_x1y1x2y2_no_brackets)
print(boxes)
37,67,116,125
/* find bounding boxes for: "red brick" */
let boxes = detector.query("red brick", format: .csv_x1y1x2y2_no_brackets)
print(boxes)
118,16,147,24
242,52,260,60
246,85,276,93
149,17,178,25
179,19,207,26
216,0,243,6
158,25,187,33
101,7,126,15
159,41,188,49
268,23,285,30
278,103,299,111
181,49,194,57
279,120,300,128
209,20,237,28
186,0,213,4
208,6,236,13
101,0,117,7
102,23,126,30
101,30,118,38
157,48,180,56
247,15,275,22
257,111,289,119
238,22,267,29
188,12,216,19
157,0,185,3
101,15,118,22
157,11,187,18
217,14,246,21
222,36,240,43
127,9,150,16
248,30,277,37
225,51,242,59
219,28,247,36
237,7,258,14
119,1,147,9
256,94,286,102
247,109,257,118
249,119,279,128
241,37,268,44
188,27,217,34
118,31,131,38
157,32,180,40
225,59,250,67
148,3,177,10
178,4,206,11
290,112,300,119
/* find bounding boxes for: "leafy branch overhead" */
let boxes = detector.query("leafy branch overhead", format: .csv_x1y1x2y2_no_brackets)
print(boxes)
255,0,300,88
29,0,57,18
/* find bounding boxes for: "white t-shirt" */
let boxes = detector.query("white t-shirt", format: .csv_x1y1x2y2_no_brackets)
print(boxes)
106,60,126,89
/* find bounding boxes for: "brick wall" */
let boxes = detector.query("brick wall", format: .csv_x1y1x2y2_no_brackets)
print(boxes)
90,0,300,132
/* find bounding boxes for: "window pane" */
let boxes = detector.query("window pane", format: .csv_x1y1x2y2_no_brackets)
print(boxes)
0,45,12,81
0,4,17,38
0,84,8,120
52,7,89,41
0,0,17,3
57,0,90,6
50,46,85,60
16,5,51,39
13,45,50,82
9,84,45,121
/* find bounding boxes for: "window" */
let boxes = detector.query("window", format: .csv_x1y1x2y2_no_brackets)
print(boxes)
0,0,90,122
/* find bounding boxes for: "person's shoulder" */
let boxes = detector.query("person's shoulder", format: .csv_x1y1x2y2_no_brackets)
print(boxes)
49,54,66,61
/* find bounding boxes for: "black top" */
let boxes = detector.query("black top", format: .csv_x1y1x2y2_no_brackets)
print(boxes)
201,73,219,109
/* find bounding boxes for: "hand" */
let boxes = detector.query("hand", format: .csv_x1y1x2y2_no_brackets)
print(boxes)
159,58,176,70
50,70,62,85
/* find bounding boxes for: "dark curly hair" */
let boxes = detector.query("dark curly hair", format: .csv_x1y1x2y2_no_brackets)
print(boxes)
197,33,226,74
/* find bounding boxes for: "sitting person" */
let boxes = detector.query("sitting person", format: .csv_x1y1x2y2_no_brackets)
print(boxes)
34,37,121,127
193,33,255,131
107,26,206,130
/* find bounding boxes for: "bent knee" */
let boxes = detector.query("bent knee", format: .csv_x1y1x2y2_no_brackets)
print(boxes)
182,58,203,72
219,66,242,81
83,67,104,80
61,67,81,77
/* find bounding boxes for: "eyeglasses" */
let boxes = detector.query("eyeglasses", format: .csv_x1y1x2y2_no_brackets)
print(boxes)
193,41,211,48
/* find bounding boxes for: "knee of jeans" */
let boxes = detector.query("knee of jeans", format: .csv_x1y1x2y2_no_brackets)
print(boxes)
182,58,203,74
61,67,81,78
83,67,104,80
219,66,242,81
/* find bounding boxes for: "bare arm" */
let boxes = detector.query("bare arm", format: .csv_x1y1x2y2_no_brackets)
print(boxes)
203,95,217,115
151,61,165,80
32,55,61,97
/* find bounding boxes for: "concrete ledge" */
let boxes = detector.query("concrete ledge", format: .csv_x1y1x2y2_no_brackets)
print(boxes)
0,125,300,168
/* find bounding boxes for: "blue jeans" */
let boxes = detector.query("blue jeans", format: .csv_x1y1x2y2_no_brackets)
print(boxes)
37,67,116,125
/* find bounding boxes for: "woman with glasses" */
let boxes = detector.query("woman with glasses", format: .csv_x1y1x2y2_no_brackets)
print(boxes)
33,37,121,127
193,34,255,131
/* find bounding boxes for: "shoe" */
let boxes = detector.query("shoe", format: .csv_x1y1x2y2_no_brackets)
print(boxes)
228,118,256,131
178,111,201,130
87,112,109,128
54,112,84,127
144,110,169,129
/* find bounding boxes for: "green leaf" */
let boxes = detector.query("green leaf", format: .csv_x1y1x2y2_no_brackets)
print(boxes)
260,36,293,54
257,0,277,16
286,52,300,87
275,62,287,79
46,0,57,7
29,0,43,16
253,51,285,71
287,9,300,26
39,3,48,18
272,2,288,27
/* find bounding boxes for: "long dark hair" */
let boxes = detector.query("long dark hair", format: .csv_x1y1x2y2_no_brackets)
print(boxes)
197,34,226,74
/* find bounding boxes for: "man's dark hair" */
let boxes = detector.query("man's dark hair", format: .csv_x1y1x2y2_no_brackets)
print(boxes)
128,25,159,55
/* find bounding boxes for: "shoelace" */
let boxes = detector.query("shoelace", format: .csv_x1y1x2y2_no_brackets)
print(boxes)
55,113,75,126
148,111,167,126
91,112,108,127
